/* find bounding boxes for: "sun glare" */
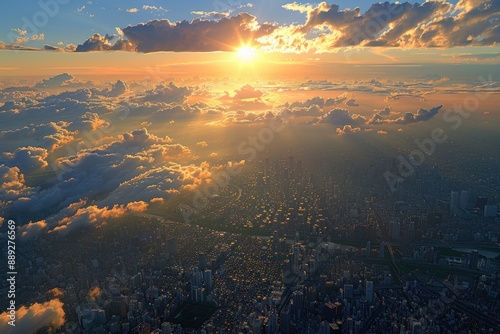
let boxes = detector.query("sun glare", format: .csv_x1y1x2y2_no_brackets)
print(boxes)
237,46,256,61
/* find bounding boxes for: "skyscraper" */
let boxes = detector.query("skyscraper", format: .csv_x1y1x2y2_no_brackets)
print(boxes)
204,270,213,290
450,191,459,210
199,253,207,271
279,306,291,334
391,221,401,241
460,190,468,209
469,250,479,269
365,280,374,303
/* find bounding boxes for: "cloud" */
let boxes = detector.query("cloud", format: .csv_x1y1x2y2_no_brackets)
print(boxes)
168,161,213,190
136,82,192,104
345,98,359,107
373,106,393,116
75,33,135,52
232,84,264,100
35,73,74,88
50,201,149,235
262,0,500,52
318,108,366,126
455,53,500,61
217,85,269,111
104,80,128,97
126,8,139,13
0,164,33,201
0,122,77,151
0,41,42,51
77,13,275,52
336,125,361,135
0,299,65,334
88,287,101,302
1,147,49,173
143,5,168,13
191,11,231,19
197,141,209,147
377,130,388,135
392,105,442,125
43,44,65,52
18,220,48,239
79,112,110,131
48,288,65,297
0,128,186,216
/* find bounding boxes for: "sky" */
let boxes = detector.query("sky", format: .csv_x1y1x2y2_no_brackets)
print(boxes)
0,2,499,330
1,0,462,48
0,0,498,77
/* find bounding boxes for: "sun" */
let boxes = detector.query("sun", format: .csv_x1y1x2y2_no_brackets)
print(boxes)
237,46,256,61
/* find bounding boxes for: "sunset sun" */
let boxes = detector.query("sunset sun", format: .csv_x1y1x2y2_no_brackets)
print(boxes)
237,45,256,61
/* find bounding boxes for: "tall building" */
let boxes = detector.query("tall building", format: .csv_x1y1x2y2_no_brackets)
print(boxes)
267,307,278,334
380,241,386,259
470,250,479,269
204,270,213,290
199,253,207,271
412,321,422,334
291,290,304,320
450,191,459,210
391,221,401,241
166,238,177,256
365,281,374,303
366,241,371,257
279,306,291,334
343,284,354,300
460,190,468,209
484,205,498,217
475,196,488,210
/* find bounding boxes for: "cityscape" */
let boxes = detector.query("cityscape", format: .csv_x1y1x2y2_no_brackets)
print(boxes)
1,1,500,333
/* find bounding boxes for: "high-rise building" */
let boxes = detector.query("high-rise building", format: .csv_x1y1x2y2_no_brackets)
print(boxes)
204,270,213,290
161,322,172,334
391,221,401,241
199,253,207,271
279,306,291,334
366,241,371,257
450,191,459,210
475,196,488,210
484,205,498,217
267,308,278,334
343,284,354,300
460,190,468,209
412,321,422,334
291,290,304,320
365,281,374,303
470,250,479,269
319,321,331,334
166,238,177,256
380,241,386,259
